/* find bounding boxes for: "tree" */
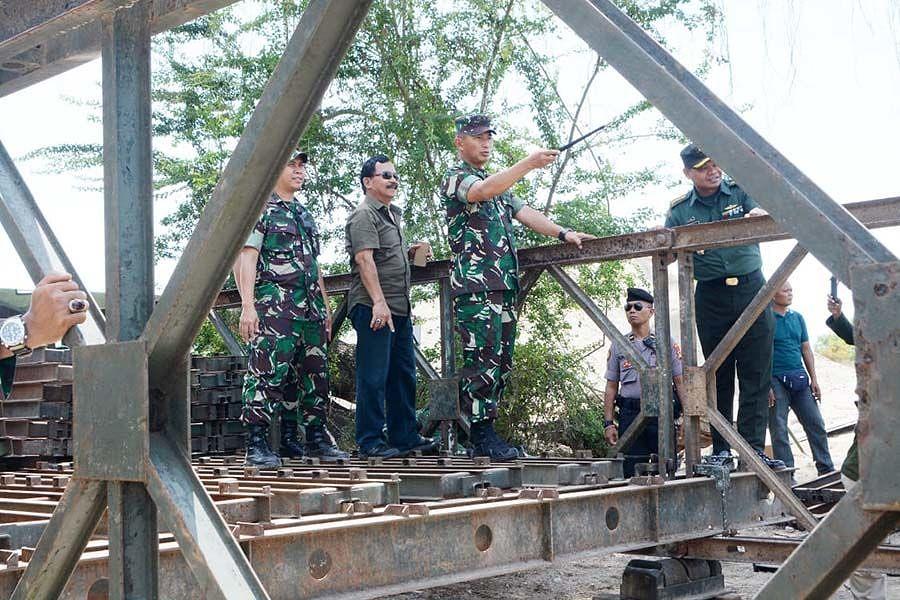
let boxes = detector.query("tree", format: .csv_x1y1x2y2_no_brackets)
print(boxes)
25,0,722,451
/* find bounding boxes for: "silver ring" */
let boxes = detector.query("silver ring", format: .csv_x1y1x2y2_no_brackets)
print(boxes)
68,299,88,313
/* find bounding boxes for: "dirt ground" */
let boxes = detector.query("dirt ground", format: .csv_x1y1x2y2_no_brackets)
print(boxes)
381,353,896,599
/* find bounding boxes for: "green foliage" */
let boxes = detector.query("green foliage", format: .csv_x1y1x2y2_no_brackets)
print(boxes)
815,333,855,365
495,339,608,456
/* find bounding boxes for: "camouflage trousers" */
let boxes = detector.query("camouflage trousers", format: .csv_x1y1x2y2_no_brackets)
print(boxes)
455,290,517,424
241,316,329,427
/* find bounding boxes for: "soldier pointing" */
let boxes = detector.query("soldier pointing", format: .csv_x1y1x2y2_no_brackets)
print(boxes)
440,114,592,461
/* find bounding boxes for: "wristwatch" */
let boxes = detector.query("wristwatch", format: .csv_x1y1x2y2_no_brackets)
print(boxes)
604,419,616,429
0,315,32,357
557,227,571,242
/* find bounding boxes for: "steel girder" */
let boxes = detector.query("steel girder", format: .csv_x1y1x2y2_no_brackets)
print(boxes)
0,1,241,98
211,197,900,308
0,473,792,599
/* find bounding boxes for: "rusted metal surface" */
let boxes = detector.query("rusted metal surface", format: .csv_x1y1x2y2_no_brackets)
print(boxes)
0,1,242,97
0,472,791,599
645,534,900,574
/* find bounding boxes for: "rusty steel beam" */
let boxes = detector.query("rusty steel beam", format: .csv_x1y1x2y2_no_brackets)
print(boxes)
0,0,241,97
212,196,900,309
0,472,791,599
644,535,900,574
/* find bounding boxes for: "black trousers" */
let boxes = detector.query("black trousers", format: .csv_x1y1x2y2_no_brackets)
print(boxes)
695,270,774,454
617,396,658,478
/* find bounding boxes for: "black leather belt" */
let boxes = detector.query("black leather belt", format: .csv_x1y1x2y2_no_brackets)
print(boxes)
698,269,762,287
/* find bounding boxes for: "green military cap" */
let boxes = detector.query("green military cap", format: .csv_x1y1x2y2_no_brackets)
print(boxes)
454,114,496,136
680,143,710,169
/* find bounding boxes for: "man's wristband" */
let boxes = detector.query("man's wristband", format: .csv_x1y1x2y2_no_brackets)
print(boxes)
557,227,571,242
604,419,615,429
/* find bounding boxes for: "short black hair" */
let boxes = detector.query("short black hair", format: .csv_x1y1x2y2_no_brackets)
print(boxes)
360,154,391,194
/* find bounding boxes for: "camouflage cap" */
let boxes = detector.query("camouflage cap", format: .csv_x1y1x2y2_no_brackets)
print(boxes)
454,114,496,136
290,150,309,164
680,144,710,169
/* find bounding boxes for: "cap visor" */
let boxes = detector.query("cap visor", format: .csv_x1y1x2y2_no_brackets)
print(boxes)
691,157,710,169
463,126,496,136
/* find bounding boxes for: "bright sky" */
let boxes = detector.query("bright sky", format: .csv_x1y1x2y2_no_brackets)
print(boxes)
1,0,898,344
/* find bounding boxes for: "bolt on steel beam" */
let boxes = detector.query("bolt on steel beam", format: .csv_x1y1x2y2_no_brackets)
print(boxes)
540,0,895,285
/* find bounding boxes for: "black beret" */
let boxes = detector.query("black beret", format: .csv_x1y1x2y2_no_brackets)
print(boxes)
626,287,654,304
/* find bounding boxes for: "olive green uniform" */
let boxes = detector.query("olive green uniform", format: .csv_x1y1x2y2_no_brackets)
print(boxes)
665,180,774,454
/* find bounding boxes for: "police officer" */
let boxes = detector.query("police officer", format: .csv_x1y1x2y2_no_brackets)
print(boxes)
665,144,783,469
603,288,684,477
234,151,348,467
440,114,592,461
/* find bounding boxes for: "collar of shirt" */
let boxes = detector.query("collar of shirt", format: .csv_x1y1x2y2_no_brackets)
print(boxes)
271,191,295,205
458,159,487,178
363,193,401,220
688,181,732,208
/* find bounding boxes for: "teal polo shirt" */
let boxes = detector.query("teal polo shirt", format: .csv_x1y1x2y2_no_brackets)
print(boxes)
664,180,763,281
772,309,808,375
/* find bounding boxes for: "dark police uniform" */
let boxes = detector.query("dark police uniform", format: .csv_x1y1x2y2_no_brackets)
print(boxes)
665,161,774,456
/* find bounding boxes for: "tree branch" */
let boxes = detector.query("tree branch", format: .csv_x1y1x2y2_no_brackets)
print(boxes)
479,0,516,113
543,54,602,214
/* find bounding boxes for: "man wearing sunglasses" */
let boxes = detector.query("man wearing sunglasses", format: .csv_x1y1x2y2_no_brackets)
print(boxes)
235,151,348,467
665,144,781,470
603,288,685,477
440,114,593,461
345,154,439,459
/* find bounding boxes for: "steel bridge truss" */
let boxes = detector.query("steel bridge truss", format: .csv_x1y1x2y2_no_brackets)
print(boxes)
0,1,897,598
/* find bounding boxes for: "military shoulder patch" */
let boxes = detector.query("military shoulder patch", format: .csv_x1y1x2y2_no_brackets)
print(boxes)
670,191,690,208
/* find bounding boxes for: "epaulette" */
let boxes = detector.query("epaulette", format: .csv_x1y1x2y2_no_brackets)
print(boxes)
669,191,690,208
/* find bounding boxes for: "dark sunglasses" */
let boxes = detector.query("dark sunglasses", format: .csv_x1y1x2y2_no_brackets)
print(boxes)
374,171,400,181
624,302,646,312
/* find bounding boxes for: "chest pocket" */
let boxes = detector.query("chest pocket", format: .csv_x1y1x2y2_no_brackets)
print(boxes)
617,356,639,384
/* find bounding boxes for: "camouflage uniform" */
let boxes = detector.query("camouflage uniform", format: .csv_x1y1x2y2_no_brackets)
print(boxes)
241,192,329,428
441,160,524,423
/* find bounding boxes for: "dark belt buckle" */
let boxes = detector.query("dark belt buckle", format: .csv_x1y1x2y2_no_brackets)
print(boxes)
725,277,739,286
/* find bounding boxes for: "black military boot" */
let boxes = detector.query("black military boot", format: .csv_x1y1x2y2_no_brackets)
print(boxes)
470,421,518,462
280,419,305,459
305,423,350,462
244,424,281,469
